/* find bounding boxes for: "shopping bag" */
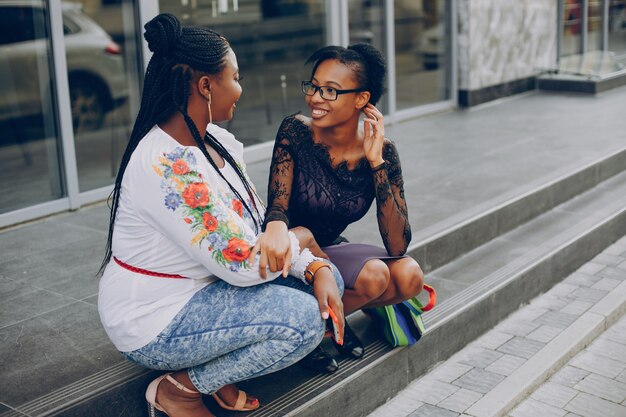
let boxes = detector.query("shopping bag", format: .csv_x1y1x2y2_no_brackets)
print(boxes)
365,284,436,347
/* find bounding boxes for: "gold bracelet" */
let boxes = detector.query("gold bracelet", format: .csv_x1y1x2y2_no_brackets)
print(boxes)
304,260,332,285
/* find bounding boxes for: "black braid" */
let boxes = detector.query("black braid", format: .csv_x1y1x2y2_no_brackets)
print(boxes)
204,132,262,224
99,13,259,275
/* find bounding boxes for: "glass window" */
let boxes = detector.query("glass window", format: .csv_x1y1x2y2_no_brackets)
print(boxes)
394,0,450,109
587,0,603,51
0,6,48,44
0,4,64,214
609,0,626,63
159,0,329,146
64,1,142,192
348,0,389,114
563,0,583,56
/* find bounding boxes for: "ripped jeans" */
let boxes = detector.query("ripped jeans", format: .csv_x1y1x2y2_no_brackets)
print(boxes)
123,269,343,394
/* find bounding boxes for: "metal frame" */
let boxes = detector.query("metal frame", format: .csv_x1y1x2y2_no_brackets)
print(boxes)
582,0,589,52
602,0,609,50
49,0,81,210
557,0,564,65
384,0,398,118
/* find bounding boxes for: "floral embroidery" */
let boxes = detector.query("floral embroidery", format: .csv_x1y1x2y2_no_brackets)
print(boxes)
232,199,243,217
182,183,210,208
222,237,251,262
153,147,254,271
172,159,189,175
202,212,218,232
164,192,182,211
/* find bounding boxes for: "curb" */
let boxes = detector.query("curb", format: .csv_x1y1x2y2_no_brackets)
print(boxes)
465,279,626,417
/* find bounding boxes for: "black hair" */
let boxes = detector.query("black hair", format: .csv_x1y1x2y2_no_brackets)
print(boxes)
99,13,261,275
305,43,387,105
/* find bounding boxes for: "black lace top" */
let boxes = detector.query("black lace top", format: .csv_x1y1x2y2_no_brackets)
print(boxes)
264,115,411,255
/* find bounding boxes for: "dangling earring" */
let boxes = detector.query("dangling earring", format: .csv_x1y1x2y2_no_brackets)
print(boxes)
207,93,213,124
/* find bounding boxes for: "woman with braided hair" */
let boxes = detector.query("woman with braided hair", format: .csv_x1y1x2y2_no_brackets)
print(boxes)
262,44,425,372
97,14,343,417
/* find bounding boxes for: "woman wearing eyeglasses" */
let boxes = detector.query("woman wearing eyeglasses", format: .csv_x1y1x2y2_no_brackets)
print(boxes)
261,44,424,372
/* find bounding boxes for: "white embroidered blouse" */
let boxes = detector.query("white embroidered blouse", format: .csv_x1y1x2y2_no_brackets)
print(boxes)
98,124,317,352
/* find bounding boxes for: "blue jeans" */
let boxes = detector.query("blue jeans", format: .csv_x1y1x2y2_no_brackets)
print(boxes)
123,270,343,394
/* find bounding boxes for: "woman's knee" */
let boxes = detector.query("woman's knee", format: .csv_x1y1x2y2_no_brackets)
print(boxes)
355,259,390,299
394,260,424,300
286,290,325,342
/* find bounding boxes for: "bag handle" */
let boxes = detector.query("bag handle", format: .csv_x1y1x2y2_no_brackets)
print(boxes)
401,284,437,316
421,284,437,312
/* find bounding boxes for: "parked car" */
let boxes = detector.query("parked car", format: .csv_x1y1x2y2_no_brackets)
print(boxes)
0,1,128,133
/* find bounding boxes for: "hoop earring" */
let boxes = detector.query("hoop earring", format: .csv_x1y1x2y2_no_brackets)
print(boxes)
207,93,213,124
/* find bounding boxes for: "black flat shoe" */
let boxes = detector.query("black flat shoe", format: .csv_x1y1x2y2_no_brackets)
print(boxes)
300,346,338,373
333,321,364,358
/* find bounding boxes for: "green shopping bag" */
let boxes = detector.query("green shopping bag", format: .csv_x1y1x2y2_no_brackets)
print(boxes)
365,284,436,347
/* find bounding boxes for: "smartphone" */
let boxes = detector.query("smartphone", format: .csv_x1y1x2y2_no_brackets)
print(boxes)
327,307,343,346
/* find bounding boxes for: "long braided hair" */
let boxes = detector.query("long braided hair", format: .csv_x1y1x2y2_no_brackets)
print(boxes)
99,13,261,275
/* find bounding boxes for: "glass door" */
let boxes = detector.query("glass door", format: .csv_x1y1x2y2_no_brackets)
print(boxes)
63,0,143,192
347,0,388,114
0,3,64,214
563,0,584,56
609,0,626,64
394,0,450,109
159,0,331,146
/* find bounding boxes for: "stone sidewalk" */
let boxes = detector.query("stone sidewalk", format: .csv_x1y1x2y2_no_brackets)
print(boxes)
510,315,626,417
367,236,626,417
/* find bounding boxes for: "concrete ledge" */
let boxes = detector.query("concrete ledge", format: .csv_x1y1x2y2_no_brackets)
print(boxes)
465,280,626,417
408,148,626,274
459,77,537,108
538,70,626,94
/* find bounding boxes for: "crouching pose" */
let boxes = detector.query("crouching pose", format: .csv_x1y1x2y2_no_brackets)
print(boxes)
97,14,343,417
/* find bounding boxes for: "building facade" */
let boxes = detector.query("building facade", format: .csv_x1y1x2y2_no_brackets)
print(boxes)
1,0,624,227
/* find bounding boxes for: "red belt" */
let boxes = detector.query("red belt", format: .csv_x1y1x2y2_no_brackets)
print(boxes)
114,257,188,279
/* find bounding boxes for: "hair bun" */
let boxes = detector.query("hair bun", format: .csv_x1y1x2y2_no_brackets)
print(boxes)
144,13,182,56
348,43,386,77
348,43,387,104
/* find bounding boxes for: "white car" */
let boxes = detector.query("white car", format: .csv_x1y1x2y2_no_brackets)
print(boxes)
0,1,128,133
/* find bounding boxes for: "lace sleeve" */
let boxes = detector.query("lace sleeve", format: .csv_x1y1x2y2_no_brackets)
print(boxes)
263,117,295,229
373,141,411,256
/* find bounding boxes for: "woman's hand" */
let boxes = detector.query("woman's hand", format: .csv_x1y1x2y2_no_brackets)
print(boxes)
290,226,329,260
363,103,386,168
313,268,344,341
248,221,291,279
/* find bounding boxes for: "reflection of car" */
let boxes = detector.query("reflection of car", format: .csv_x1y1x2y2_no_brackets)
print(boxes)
0,1,128,132
415,24,443,70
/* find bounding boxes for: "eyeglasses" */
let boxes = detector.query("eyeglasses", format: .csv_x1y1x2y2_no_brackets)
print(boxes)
301,81,365,101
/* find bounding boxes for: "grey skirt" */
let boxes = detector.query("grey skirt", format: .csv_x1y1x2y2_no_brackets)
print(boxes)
321,242,408,289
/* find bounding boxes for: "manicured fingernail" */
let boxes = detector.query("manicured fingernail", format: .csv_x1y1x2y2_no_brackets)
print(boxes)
322,312,329,319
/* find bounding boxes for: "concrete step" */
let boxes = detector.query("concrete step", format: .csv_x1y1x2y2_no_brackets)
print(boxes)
19,157,625,417
409,147,626,274
260,170,626,417
367,237,626,417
